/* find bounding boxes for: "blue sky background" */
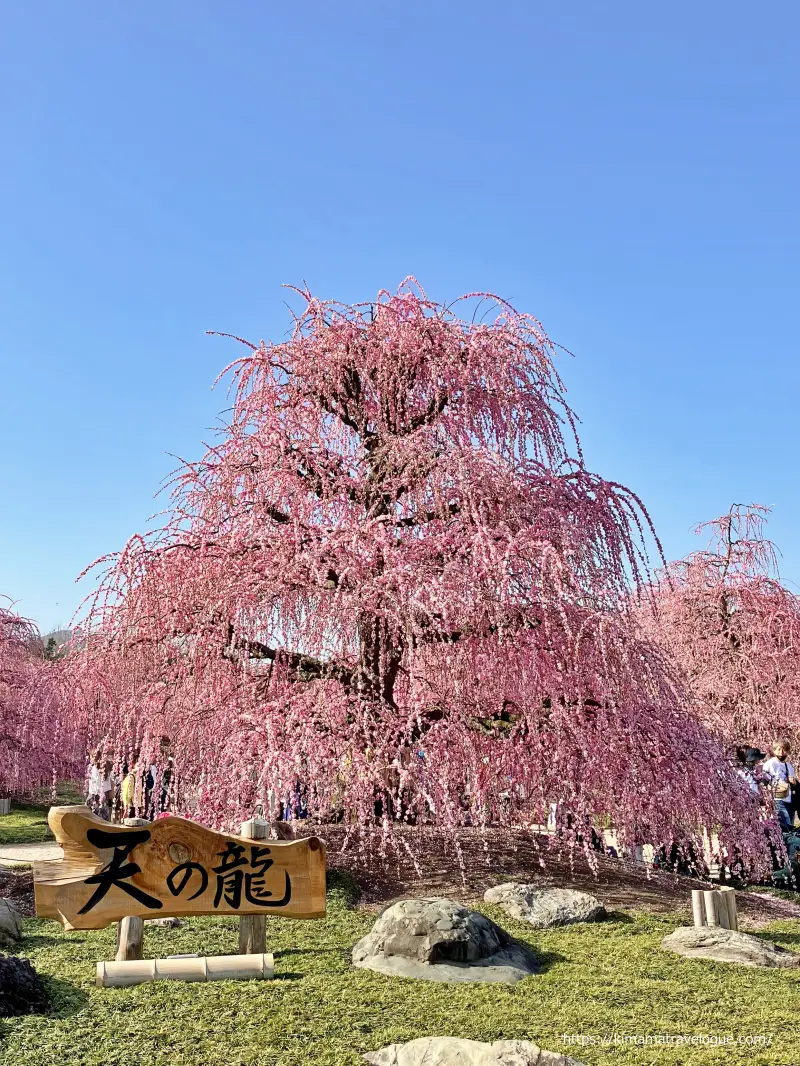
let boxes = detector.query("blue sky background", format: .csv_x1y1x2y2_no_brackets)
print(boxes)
1,2,798,632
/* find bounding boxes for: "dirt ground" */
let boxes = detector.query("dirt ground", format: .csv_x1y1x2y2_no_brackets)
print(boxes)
0,868,35,917
314,825,800,928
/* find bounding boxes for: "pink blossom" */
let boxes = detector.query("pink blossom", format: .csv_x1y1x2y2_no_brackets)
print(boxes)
63,282,773,873
641,504,800,750
0,603,83,792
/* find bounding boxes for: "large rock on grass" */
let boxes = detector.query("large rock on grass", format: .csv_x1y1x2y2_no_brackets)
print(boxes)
0,899,22,948
364,1037,586,1065
662,925,800,968
484,885,605,929
352,898,537,984
0,955,49,1016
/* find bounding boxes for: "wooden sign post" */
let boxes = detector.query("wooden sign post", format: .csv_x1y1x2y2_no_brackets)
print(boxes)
238,816,270,955
34,806,326,933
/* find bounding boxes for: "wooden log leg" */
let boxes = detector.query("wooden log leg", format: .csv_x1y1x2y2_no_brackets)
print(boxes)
116,916,144,962
238,817,269,955
239,914,267,955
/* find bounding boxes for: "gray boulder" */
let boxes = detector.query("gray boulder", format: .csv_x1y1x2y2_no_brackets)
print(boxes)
662,926,800,968
352,898,537,984
484,885,605,929
0,899,22,948
144,917,185,928
364,1037,586,1065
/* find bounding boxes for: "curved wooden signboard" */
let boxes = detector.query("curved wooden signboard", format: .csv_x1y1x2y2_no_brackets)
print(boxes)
34,806,326,931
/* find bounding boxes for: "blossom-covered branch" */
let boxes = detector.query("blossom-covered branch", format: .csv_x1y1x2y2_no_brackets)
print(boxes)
65,282,771,872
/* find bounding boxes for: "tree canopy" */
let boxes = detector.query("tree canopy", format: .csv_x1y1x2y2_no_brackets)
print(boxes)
0,601,81,792
68,282,770,870
641,504,800,750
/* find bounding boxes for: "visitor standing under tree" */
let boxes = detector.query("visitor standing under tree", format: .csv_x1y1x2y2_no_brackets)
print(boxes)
763,741,796,831
86,750,114,821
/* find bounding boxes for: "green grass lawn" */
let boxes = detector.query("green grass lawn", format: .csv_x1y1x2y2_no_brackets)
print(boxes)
0,786,84,848
5,874,800,1066
0,803,53,846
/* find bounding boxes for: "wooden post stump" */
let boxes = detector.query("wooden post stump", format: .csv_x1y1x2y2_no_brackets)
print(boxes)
238,817,271,955
703,889,720,926
719,886,738,931
116,916,144,961
116,817,150,960
691,889,706,927
691,888,737,931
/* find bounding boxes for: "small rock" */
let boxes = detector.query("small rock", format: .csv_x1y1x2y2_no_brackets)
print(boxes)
144,917,185,928
483,885,605,929
661,925,800,968
0,955,49,1016
363,1037,586,1065
352,898,537,984
0,899,22,948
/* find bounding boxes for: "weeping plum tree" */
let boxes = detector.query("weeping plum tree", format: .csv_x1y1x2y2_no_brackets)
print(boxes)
0,601,82,792
69,282,770,868
640,504,800,749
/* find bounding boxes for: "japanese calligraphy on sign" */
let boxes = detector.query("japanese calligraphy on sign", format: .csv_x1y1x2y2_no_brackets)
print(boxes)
33,806,326,931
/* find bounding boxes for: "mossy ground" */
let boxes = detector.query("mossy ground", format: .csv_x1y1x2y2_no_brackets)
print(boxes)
5,875,800,1066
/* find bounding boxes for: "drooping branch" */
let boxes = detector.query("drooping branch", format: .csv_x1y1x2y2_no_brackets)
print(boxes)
64,283,773,874
641,504,800,748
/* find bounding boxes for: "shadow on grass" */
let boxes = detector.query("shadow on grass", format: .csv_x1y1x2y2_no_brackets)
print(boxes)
758,931,800,944
275,947,349,958
41,975,90,1019
528,947,567,973
0,976,89,1037
22,935,86,949
603,910,634,924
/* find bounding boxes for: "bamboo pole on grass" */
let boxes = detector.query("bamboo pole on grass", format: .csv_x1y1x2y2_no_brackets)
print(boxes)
97,952,274,987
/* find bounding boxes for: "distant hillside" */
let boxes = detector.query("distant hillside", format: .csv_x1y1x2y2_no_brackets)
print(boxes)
43,629,72,646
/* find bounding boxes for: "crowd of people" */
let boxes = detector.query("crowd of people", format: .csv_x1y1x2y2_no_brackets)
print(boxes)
736,739,798,833
85,736,174,822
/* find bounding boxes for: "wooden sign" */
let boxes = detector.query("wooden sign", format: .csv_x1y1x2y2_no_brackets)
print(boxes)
34,806,326,931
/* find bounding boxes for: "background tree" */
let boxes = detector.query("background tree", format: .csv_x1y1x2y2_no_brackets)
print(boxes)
640,504,800,749
69,282,770,869
0,601,82,793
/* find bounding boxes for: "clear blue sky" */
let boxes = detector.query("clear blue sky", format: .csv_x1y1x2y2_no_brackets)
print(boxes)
1,2,798,632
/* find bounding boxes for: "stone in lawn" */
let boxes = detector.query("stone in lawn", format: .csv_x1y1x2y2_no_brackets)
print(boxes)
363,1037,586,1065
483,885,606,929
144,917,185,928
0,899,22,948
0,955,49,1016
352,898,537,984
661,925,800,968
